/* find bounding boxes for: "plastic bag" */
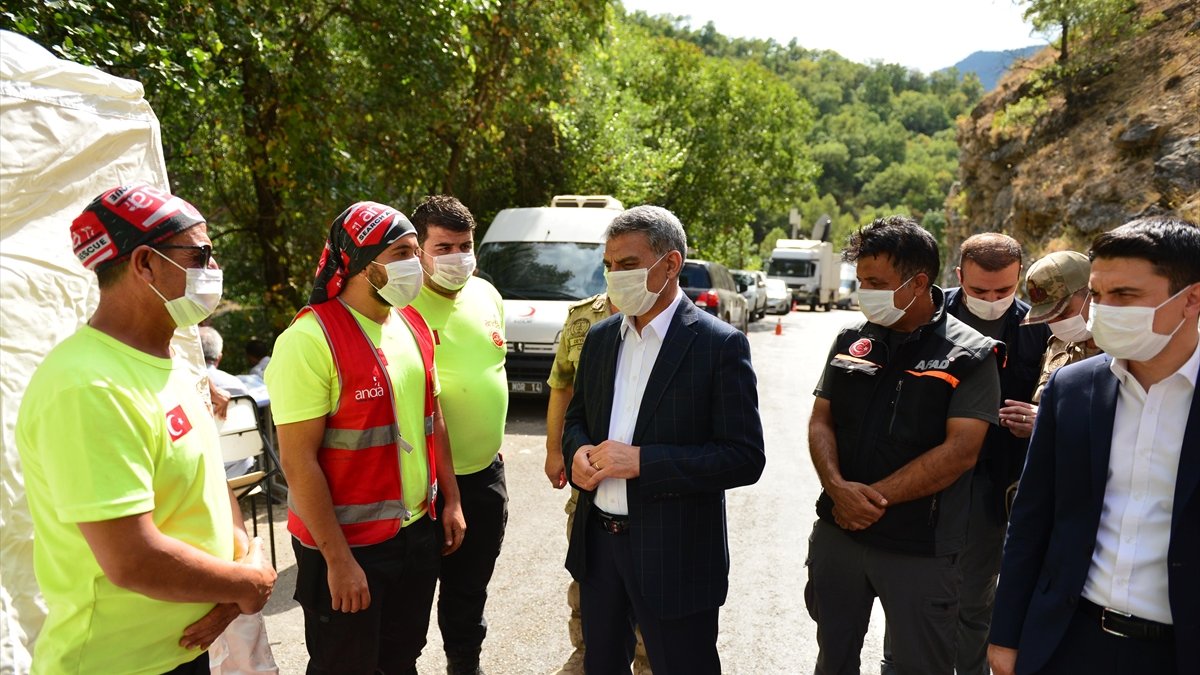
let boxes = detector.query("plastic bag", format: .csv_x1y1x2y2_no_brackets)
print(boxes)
208,612,279,674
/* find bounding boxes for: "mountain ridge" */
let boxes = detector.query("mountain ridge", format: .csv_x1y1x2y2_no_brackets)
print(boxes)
941,45,1044,90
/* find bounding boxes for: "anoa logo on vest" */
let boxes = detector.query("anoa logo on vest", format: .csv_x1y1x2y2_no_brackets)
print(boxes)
355,377,386,401
913,358,951,370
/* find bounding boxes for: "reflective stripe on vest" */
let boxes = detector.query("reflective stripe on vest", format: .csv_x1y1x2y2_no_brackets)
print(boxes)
323,425,400,451
284,299,437,548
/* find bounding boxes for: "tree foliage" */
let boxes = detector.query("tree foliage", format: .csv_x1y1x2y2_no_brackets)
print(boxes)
4,1,987,351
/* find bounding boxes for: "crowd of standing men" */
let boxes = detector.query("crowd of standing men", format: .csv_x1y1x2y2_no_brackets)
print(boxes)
12,179,1198,675
804,216,1198,675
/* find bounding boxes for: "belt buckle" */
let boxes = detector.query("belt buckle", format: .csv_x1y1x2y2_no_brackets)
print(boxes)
1100,607,1133,638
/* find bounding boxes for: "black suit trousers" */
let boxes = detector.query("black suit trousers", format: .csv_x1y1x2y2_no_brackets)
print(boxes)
581,513,719,675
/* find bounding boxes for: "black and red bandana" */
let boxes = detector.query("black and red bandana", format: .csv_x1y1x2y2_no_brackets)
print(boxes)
309,201,416,304
70,183,205,272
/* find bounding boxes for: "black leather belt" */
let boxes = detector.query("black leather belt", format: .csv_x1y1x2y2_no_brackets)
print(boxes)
593,509,629,535
1079,598,1174,641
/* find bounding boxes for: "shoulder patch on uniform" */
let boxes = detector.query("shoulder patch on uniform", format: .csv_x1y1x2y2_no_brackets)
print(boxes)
848,338,872,358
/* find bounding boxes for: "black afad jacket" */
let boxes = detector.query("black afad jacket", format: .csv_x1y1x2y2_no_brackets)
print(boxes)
817,287,1003,556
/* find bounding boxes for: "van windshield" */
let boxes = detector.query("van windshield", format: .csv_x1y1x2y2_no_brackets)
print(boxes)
768,258,816,277
477,241,606,300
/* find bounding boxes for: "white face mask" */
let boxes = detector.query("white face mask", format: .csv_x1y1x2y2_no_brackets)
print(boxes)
605,252,669,317
1048,298,1092,343
147,248,223,327
859,276,916,327
1087,285,1193,361
428,252,476,291
964,292,1015,321
369,257,423,308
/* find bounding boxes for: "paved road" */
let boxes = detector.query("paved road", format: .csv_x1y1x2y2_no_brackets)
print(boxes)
255,307,888,674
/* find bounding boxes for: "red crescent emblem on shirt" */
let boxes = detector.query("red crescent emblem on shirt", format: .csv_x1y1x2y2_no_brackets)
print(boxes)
165,404,193,442
848,338,873,358
491,330,505,348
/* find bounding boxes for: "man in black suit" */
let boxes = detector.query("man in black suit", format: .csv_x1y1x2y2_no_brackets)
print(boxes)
562,205,765,674
989,217,1200,675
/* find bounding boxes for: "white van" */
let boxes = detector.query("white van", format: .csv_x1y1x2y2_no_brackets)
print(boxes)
477,195,624,394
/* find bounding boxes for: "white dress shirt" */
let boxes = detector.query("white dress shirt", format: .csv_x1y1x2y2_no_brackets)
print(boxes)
593,289,686,515
1081,340,1200,623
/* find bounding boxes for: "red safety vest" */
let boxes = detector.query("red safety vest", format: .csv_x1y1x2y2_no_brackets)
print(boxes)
286,299,438,548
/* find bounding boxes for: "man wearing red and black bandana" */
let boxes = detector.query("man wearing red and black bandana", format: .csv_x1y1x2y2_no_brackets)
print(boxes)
16,183,277,674
266,201,466,674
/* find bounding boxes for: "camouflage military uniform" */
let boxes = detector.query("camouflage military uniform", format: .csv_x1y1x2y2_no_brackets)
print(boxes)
1032,337,1103,403
547,293,652,675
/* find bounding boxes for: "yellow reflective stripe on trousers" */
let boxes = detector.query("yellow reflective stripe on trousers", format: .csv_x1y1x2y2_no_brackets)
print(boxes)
322,424,397,450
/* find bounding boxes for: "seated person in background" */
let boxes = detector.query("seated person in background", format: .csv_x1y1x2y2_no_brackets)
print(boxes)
200,326,254,478
245,338,271,379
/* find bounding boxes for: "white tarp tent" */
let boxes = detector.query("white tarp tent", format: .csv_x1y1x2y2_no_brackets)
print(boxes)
0,30,205,672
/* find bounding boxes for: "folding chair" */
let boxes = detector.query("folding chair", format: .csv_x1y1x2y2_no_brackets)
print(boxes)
218,395,279,565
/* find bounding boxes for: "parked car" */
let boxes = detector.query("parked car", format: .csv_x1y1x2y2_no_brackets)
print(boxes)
680,259,749,332
732,269,767,321
764,278,791,315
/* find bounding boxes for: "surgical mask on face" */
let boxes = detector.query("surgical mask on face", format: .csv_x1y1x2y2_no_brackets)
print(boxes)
428,252,476,291
605,252,669,317
858,276,916,327
147,248,223,327
964,292,1015,321
369,257,423,308
1086,284,1193,361
1048,299,1092,343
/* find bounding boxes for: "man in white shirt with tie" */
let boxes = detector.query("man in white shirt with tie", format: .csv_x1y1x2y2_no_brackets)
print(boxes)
989,217,1200,675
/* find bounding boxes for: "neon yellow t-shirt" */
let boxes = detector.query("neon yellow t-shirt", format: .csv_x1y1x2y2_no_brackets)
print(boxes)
411,277,509,475
15,326,234,675
266,302,437,526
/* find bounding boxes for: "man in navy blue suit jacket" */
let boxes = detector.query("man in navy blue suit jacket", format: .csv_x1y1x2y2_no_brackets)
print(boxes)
562,205,765,675
989,218,1200,675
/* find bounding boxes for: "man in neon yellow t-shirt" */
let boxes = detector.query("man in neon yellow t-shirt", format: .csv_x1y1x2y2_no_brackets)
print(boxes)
267,201,465,674
16,184,276,675
409,195,508,675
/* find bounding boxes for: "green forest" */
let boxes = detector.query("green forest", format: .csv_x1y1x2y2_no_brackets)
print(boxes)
4,0,988,347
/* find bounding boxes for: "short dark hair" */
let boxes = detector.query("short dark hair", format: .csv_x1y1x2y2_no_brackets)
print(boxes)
844,215,940,282
95,259,129,288
960,233,1022,271
245,338,271,360
410,195,476,242
1089,217,1200,294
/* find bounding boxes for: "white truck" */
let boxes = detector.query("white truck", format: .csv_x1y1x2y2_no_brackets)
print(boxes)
476,195,623,394
766,239,840,311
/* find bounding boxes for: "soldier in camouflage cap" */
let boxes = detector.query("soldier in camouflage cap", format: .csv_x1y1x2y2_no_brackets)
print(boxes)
1020,251,1102,406
1022,251,1092,326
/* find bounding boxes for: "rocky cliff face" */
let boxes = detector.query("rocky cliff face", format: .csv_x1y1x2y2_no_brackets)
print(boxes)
948,0,1199,267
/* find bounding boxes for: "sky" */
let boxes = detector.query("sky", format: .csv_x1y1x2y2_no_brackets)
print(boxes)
621,0,1047,74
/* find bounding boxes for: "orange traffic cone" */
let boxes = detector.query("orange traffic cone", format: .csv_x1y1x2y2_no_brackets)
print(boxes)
775,318,782,335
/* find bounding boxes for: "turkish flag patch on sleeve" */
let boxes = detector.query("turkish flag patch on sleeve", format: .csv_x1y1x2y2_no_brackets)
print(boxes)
165,404,193,441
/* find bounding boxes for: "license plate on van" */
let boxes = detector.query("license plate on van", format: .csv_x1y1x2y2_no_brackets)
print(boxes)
509,381,544,394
